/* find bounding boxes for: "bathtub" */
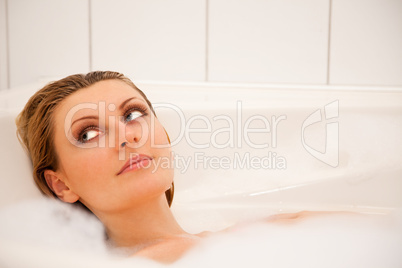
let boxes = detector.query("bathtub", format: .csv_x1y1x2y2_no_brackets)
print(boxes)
0,79,401,267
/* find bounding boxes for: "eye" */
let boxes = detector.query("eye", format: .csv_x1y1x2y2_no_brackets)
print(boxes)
125,110,143,123
124,105,148,123
78,126,102,143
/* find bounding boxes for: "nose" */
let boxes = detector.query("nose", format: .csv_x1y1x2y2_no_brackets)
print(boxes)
116,118,147,151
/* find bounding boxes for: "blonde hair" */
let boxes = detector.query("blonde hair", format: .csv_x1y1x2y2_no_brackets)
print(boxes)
16,71,174,207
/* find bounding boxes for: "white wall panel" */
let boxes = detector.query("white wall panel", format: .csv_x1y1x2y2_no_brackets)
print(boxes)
8,0,90,87
0,0,8,90
330,0,402,86
91,0,206,82
208,0,330,84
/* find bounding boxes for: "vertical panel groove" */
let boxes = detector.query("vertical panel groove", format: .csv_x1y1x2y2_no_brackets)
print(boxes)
326,0,333,85
5,0,10,89
88,0,92,72
205,0,209,82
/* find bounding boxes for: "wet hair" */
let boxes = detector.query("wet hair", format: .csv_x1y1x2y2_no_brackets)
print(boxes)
15,71,174,208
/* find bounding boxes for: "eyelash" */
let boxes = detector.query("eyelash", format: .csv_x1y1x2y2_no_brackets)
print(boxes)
76,125,99,143
76,104,149,143
123,104,148,123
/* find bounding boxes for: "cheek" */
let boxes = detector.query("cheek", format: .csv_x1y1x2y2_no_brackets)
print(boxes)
151,124,172,164
148,120,174,179
60,147,112,190
151,118,170,146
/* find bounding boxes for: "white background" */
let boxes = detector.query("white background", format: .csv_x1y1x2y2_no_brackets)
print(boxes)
0,0,401,90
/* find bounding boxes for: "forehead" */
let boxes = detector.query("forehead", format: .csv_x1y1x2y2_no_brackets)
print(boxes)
65,79,143,107
56,79,146,116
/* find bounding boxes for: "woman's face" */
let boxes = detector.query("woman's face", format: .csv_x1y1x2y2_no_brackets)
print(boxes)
51,79,173,213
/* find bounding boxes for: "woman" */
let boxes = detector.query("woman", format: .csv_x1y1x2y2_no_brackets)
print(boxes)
15,71,329,263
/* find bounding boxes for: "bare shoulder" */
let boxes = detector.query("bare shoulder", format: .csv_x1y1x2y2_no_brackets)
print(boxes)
265,210,356,224
133,234,203,264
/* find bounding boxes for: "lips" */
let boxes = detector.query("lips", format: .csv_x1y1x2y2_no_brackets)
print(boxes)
117,154,153,175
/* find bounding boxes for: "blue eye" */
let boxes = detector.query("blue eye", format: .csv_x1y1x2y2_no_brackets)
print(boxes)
78,126,102,143
125,110,144,123
123,105,148,123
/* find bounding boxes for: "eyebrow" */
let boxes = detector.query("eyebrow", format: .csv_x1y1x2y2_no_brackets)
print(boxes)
119,97,137,110
71,115,98,128
71,97,138,128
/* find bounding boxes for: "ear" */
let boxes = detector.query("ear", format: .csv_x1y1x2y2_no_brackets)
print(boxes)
44,170,79,203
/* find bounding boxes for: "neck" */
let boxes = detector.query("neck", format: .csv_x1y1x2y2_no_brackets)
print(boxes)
94,194,187,248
